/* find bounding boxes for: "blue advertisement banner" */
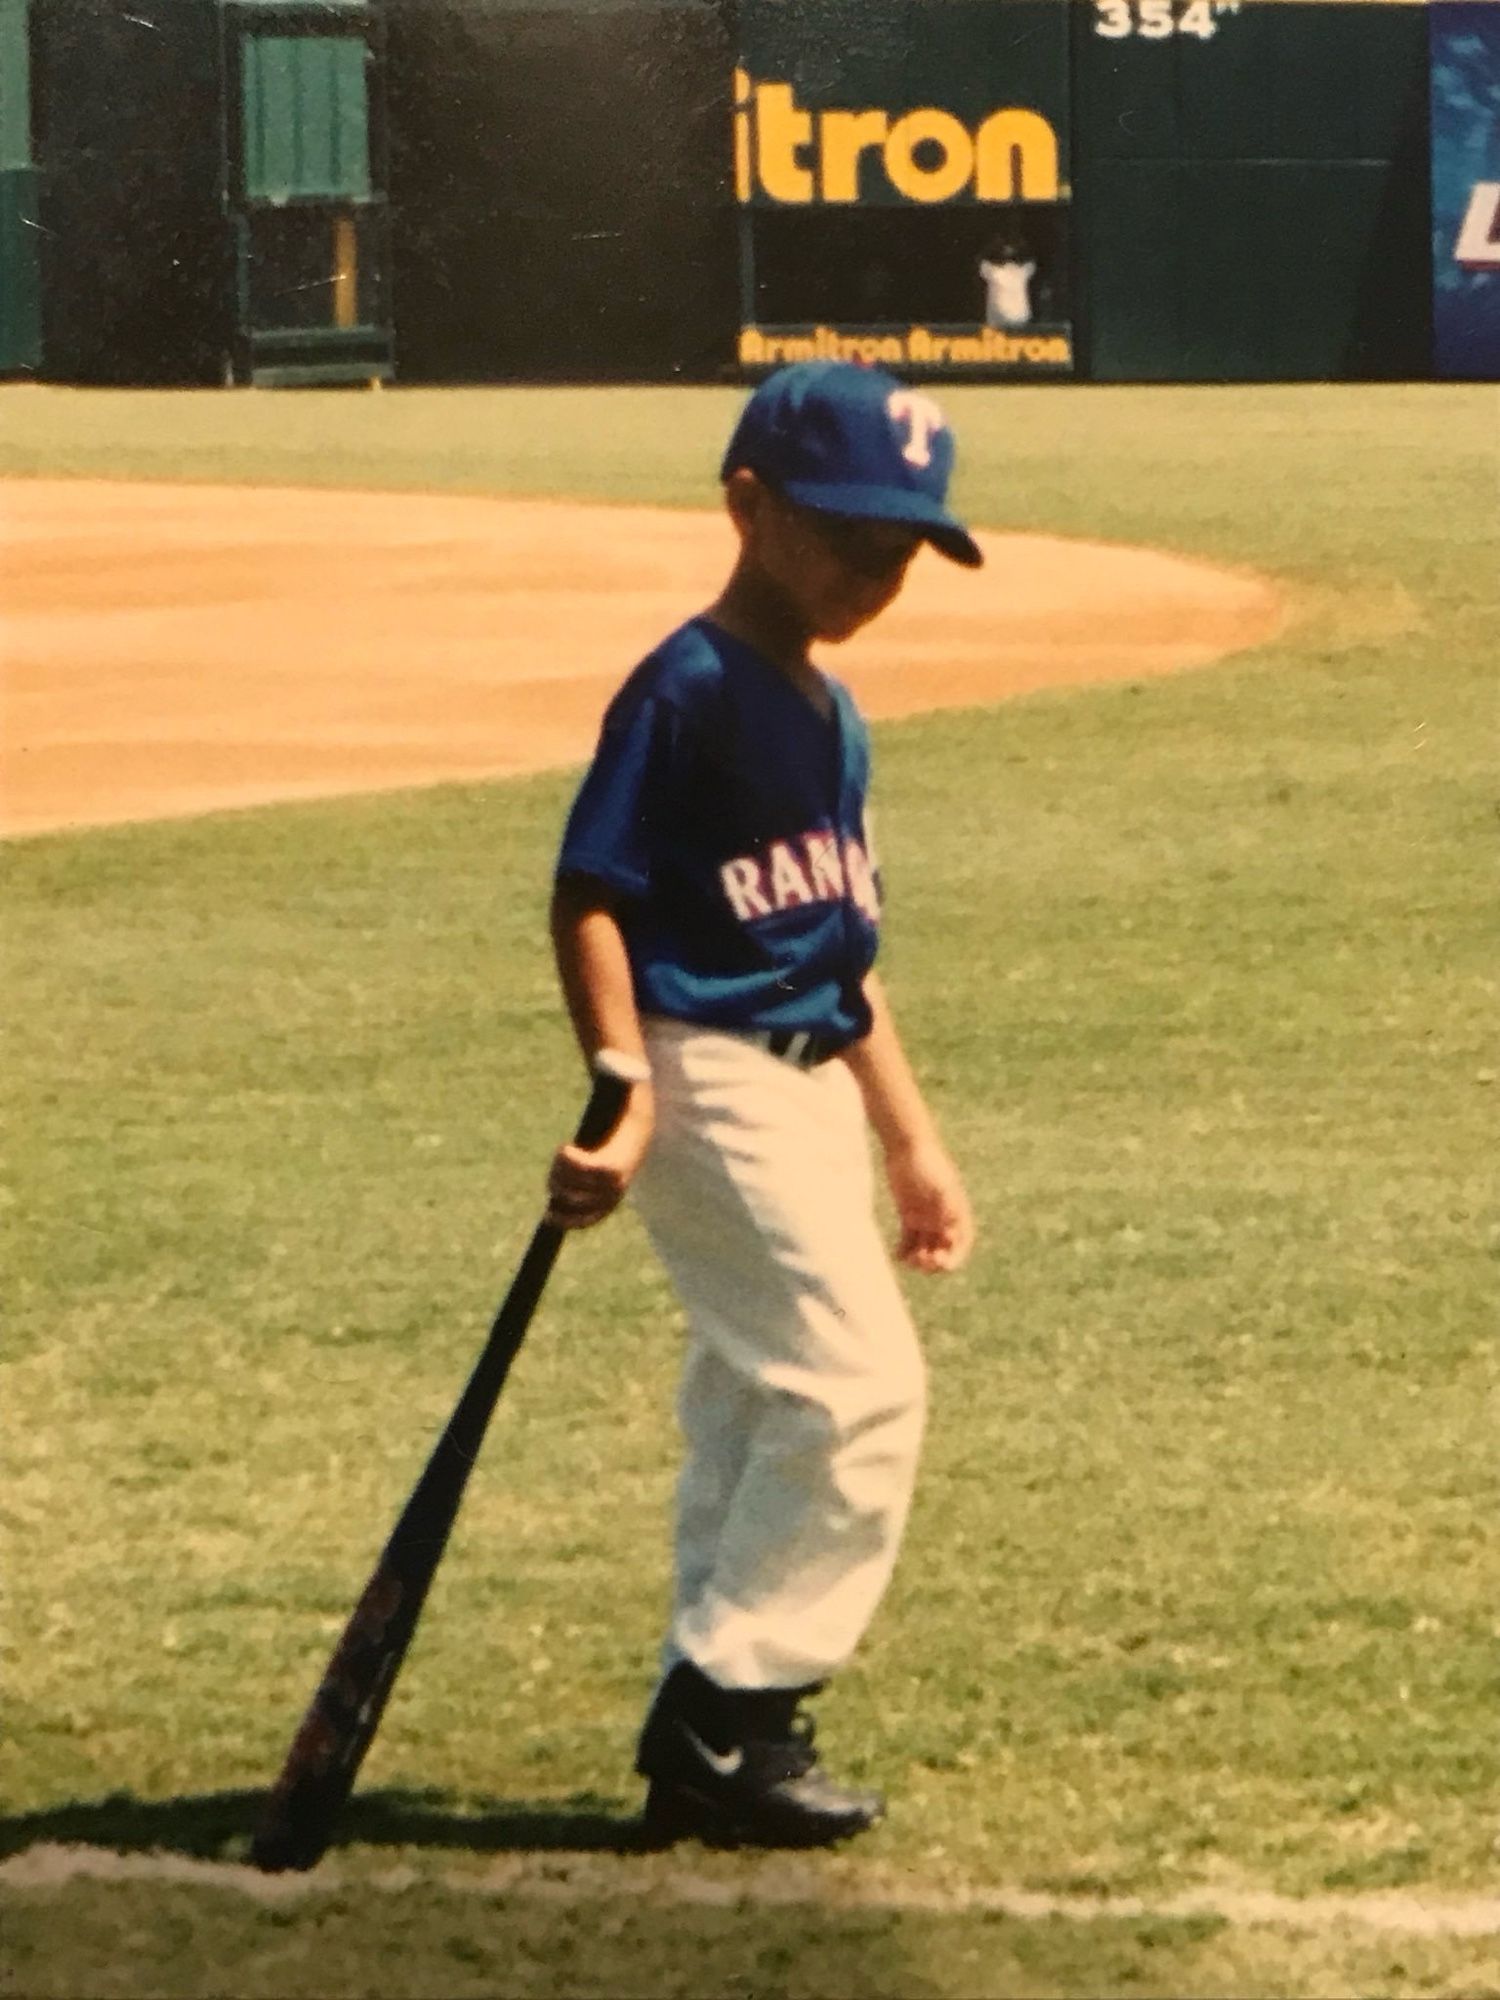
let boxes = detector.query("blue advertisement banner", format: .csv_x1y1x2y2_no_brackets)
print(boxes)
1431,1,1500,379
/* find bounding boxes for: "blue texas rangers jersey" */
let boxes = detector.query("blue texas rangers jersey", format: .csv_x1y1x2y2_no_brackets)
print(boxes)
556,616,880,1046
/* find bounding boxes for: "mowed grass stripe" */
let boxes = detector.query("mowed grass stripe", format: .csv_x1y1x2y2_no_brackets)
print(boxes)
3,383,1495,1998
1,380,1494,566
6,1842,1500,1938
2,1869,1498,2000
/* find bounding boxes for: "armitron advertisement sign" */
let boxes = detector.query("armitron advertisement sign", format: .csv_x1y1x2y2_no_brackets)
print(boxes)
735,0,1074,376
1431,0,1500,378
734,78,1061,206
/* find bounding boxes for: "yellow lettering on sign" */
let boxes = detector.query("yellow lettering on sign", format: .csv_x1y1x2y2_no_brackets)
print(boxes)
884,109,974,203
738,326,1074,370
736,74,1064,208
974,109,1059,201
820,109,890,202
756,83,814,203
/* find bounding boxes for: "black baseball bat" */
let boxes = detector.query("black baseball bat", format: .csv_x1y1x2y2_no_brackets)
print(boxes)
249,1057,639,1873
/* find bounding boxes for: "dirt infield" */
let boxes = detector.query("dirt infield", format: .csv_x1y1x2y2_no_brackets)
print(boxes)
0,480,1287,838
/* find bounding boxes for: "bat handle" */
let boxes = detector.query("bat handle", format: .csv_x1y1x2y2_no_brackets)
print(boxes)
573,1048,651,1150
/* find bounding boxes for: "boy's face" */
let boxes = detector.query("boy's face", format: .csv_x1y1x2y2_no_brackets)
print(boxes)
736,478,923,644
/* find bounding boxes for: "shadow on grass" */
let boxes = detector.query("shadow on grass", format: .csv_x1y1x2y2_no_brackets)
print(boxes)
0,1787,648,1865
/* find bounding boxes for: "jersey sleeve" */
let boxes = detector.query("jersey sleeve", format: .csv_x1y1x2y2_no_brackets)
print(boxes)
555,681,679,902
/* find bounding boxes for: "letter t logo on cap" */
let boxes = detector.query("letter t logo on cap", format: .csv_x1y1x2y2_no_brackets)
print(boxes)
885,389,948,468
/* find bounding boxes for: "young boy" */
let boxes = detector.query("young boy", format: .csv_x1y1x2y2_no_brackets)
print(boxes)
546,360,978,1848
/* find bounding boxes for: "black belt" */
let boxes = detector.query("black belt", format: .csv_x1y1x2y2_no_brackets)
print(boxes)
756,1028,843,1068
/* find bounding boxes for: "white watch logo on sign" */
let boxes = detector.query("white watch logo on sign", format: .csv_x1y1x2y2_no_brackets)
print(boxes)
886,389,947,467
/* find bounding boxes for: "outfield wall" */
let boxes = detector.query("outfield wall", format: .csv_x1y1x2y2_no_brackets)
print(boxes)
27,0,228,385
1076,0,1432,380
384,0,735,381
0,0,41,374
8,0,1489,383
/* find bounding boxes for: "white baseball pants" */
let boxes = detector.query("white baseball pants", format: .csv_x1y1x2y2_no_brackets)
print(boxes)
630,1017,926,1691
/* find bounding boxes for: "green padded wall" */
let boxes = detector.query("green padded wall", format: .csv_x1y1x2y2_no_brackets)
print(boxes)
241,32,372,201
0,0,41,374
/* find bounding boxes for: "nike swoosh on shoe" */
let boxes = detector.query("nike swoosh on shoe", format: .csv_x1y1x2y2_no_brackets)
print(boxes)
681,1724,745,1778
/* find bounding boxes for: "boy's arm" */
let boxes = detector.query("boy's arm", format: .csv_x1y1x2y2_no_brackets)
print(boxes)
840,970,975,1273
546,873,655,1229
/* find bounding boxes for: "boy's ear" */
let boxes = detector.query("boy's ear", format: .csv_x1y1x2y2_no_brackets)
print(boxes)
723,466,767,535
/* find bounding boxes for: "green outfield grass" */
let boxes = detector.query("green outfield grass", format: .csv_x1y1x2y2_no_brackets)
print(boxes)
2,382,1496,1998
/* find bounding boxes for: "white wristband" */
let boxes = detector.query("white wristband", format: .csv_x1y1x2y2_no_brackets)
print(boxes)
593,1047,652,1086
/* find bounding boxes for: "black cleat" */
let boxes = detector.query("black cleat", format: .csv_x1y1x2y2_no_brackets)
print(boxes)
636,1662,885,1849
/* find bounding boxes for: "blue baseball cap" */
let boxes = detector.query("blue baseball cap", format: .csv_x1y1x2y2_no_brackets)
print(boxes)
721,360,983,569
